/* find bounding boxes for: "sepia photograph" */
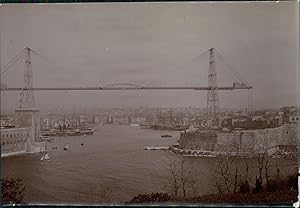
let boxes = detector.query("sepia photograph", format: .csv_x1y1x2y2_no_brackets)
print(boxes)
0,1,299,206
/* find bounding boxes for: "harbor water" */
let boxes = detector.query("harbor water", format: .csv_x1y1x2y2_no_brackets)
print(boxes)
2,124,298,204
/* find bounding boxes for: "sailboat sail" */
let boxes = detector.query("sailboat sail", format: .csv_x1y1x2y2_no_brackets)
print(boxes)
64,144,69,150
40,153,50,161
44,154,50,160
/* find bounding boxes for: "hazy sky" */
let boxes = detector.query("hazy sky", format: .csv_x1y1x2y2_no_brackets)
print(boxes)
1,2,298,112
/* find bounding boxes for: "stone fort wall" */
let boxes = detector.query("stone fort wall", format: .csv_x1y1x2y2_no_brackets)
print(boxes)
179,124,298,153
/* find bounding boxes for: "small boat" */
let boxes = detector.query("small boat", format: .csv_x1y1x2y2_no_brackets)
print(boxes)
183,154,197,157
80,128,94,135
161,134,172,138
130,123,140,127
145,146,170,150
140,124,151,129
63,144,69,150
40,153,50,161
40,135,53,142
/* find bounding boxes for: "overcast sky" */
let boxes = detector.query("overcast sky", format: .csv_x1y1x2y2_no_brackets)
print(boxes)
0,2,298,112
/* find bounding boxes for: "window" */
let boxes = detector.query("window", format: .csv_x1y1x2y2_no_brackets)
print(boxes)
297,118,299,121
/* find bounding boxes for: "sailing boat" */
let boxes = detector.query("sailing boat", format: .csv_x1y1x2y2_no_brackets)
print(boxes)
81,134,86,146
64,143,69,150
63,115,69,150
40,153,50,161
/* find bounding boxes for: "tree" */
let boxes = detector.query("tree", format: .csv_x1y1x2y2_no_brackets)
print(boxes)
255,131,274,192
186,167,201,198
164,153,201,199
214,134,241,194
239,159,250,193
179,156,188,198
215,155,232,194
1,177,25,204
165,154,181,198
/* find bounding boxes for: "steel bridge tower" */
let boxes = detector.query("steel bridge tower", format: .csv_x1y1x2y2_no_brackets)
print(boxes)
207,48,218,125
19,47,35,108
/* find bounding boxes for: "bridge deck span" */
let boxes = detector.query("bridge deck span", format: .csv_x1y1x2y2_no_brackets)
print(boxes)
1,86,253,91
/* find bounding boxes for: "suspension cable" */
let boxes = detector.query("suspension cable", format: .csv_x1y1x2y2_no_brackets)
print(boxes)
188,49,210,63
214,49,250,86
0,48,26,74
214,49,243,81
214,49,246,84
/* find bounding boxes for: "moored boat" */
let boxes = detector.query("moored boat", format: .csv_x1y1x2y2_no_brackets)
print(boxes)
80,128,94,135
145,146,170,150
130,123,140,127
161,134,172,138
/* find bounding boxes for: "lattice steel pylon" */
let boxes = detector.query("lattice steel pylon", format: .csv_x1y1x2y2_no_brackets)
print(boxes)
19,47,35,108
207,48,218,126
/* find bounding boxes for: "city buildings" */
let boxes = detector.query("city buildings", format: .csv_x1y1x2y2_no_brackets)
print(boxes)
1,108,46,157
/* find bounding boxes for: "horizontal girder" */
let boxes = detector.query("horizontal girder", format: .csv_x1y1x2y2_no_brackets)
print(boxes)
1,86,253,91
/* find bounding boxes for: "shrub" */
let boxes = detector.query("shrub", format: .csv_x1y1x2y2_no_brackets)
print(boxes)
239,180,250,193
129,192,172,203
286,174,298,192
265,175,297,193
253,177,263,193
1,177,25,204
266,179,280,192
